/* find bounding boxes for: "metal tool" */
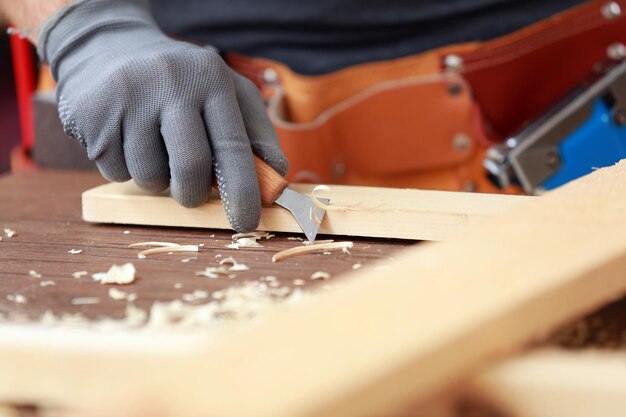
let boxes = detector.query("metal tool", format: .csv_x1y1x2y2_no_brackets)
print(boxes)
253,155,328,242
484,60,626,194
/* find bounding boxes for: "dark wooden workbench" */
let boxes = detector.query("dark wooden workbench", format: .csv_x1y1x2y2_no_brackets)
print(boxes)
0,170,408,322
0,170,625,350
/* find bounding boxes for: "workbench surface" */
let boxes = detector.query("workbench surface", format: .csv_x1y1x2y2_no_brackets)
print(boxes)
0,171,407,322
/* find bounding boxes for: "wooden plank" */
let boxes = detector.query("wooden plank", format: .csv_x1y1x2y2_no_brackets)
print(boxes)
82,181,532,241
466,349,626,417
2,160,626,417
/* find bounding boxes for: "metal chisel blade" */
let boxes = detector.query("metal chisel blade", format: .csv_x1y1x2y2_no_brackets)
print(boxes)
274,188,329,243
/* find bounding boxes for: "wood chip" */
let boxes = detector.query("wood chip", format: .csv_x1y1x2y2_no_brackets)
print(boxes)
40,280,56,287
219,256,250,271
108,288,129,301
310,271,331,280
28,270,42,278
72,270,88,279
3,228,16,238
272,241,354,262
227,237,264,249
293,279,306,286
352,263,362,270
182,290,209,302
123,230,130,234
7,294,26,304
232,231,274,240
195,266,233,279
67,249,83,255
71,297,100,305
127,293,138,303
92,263,136,285
181,257,197,263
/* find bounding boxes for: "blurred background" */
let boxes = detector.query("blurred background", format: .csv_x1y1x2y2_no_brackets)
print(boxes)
0,28,20,175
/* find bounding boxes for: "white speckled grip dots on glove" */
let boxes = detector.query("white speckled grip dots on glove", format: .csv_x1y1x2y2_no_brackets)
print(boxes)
38,0,288,232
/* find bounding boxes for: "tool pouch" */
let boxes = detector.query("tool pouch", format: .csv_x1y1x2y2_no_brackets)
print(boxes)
228,0,626,193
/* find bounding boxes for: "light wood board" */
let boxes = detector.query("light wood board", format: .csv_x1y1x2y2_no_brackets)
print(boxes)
467,349,626,417
3,160,626,416
82,181,533,241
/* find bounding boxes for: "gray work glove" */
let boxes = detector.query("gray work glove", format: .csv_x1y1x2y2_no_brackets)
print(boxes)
38,0,288,232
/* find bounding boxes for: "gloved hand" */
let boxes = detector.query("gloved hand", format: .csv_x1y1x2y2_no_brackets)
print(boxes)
38,0,288,232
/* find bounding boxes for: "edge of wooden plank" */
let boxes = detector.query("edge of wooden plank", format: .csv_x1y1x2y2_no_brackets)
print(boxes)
82,182,533,241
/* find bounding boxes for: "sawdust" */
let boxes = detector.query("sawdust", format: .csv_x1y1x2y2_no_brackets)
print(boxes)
6,294,26,304
40,280,56,287
92,263,136,285
67,249,82,255
310,271,331,280
72,271,88,279
3,228,16,238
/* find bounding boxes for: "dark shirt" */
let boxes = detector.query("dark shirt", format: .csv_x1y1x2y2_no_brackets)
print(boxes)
150,0,586,75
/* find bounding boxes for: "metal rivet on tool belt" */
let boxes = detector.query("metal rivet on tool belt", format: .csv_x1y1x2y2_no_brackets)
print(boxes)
453,133,471,151
463,181,477,192
263,68,279,84
448,83,462,96
601,2,621,19
608,42,626,60
444,54,464,71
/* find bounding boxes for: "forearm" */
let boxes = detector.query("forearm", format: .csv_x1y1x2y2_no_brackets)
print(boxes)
0,0,72,43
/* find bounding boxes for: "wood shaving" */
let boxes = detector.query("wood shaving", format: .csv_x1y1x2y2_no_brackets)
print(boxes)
40,280,56,287
219,256,250,271
67,249,83,255
303,239,334,246
195,266,233,279
72,270,88,279
28,270,42,278
227,237,264,249
92,263,136,285
272,241,354,262
128,242,184,248
71,297,100,305
136,245,199,258
181,257,197,263
123,230,130,234
323,251,332,255
287,237,303,241
108,288,129,301
293,279,306,286
182,290,209,302
127,293,138,303
352,263,362,270
3,228,16,238
7,294,26,304
310,271,331,280
232,231,274,240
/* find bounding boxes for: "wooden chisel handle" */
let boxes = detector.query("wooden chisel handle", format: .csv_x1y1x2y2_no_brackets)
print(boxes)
253,155,289,206
213,155,289,207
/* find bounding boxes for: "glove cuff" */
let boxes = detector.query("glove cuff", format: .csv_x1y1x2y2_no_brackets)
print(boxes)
38,0,158,79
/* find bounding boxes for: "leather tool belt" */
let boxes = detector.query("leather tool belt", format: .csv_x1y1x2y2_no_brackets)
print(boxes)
227,0,626,193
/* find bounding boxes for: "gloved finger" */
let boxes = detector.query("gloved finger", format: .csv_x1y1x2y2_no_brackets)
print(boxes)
93,136,131,182
161,109,213,208
232,72,289,176
123,120,170,193
203,73,261,233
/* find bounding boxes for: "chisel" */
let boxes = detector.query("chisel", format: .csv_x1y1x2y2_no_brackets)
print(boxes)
248,156,328,243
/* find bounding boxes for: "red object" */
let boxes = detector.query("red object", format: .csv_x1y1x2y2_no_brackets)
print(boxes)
9,29,37,151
